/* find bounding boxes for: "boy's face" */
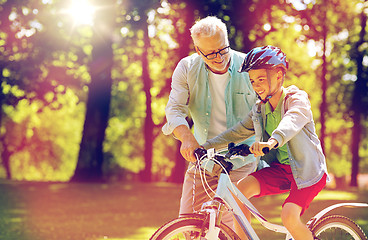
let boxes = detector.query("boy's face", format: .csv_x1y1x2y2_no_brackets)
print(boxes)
248,68,282,100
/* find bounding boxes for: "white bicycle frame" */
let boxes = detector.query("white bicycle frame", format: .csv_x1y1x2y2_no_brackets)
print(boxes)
203,169,292,240
199,151,368,240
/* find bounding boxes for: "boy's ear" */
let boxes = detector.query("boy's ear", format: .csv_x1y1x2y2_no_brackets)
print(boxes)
277,68,284,81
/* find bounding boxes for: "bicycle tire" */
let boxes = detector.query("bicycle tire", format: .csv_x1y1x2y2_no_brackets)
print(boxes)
150,215,240,240
310,215,367,240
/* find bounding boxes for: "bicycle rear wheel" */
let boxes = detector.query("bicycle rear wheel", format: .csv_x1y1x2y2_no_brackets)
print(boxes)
150,215,239,240
310,215,367,240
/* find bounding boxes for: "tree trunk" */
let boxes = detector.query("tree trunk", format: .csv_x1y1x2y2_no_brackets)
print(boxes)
350,110,361,187
167,4,194,183
350,6,367,187
1,146,11,179
231,0,253,52
71,1,114,182
139,14,154,182
0,73,11,179
319,21,328,152
169,142,186,183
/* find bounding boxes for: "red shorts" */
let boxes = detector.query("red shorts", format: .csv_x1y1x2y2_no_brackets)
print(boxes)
250,163,327,215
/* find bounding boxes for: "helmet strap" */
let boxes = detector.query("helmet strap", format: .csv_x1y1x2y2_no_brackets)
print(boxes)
260,69,284,104
256,69,273,104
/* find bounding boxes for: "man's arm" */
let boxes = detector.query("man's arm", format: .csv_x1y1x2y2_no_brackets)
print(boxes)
162,59,200,162
162,59,191,136
173,125,200,163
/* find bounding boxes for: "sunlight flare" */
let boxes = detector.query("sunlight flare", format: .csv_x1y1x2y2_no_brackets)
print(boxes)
66,0,96,26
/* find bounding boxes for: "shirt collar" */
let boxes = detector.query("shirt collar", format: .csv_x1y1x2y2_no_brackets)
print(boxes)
265,88,286,115
227,49,234,75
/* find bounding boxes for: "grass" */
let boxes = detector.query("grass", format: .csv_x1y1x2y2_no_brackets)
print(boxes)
0,180,367,240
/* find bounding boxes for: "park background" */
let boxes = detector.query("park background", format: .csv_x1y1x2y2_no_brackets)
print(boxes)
0,0,367,239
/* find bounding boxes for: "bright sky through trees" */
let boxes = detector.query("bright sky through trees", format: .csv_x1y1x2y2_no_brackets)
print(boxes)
66,0,96,26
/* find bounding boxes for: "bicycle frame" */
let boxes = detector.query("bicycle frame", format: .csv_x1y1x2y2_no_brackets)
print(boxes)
307,202,368,229
199,155,368,240
202,170,292,240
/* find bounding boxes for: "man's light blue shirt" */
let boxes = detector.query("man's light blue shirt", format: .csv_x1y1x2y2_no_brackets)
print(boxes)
162,50,258,169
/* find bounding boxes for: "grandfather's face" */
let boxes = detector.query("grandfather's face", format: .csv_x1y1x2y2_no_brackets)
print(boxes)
194,30,230,74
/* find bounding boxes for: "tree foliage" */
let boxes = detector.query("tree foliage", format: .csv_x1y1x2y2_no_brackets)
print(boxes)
0,0,366,186
0,0,87,180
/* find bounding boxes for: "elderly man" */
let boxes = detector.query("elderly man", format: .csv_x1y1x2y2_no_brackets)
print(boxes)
162,16,257,229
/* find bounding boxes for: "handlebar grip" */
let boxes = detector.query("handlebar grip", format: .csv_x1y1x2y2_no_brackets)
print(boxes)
225,143,251,158
228,142,235,150
262,147,270,154
194,148,207,159
241,144,252,155
226,144,269,158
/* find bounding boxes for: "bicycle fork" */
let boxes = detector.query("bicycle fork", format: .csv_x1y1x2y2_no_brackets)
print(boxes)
201,200,226,240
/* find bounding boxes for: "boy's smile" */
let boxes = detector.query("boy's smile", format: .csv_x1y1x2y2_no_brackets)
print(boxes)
248,69,270,98
249,68,284,109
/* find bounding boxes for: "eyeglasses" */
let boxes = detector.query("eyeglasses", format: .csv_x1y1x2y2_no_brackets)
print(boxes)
197,46,230,60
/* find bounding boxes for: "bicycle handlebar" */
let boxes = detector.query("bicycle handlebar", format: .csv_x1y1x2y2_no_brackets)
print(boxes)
193,148,207,159
194,143,269,160
193,148,233,173
193,143,269,173
225,142,269,159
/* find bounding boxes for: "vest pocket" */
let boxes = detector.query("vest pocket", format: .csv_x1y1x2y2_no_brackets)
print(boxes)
234,93,252,120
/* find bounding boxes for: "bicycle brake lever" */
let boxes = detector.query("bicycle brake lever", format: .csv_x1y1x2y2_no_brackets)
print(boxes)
225,144,251,158
262,147,270,154
194,148,207,159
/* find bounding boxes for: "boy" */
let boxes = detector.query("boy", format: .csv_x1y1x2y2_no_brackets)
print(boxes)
202,45,329,240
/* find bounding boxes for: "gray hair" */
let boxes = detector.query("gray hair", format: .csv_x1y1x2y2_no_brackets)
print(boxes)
190,16,229,45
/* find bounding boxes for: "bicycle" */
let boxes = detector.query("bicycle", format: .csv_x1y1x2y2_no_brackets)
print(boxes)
150,143,368,240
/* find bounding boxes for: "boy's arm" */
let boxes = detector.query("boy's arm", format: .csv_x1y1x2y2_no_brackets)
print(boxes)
202,113,255,150
271,91,313,147
250,138,278,157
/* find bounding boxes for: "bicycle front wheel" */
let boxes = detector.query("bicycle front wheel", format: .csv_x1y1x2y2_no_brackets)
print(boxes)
150,215,239,240
310,215,367,240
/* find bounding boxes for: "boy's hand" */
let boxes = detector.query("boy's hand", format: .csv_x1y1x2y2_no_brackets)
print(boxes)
250,138,278,157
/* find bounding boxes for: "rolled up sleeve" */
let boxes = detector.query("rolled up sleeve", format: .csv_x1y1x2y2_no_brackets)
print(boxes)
162,59,190,136
272,91,312,147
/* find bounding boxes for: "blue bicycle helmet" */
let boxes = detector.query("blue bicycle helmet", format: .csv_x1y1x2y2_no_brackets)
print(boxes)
239,45,289,73
239,46,289,103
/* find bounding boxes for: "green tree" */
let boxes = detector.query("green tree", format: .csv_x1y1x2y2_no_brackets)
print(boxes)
103,0,176,182
0,0,87,180
349,1,368,186
293,0,368,186
293,0,352,151
71,0,115,182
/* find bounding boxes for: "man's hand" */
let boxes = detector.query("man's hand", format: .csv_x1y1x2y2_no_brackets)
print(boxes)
173,125,200,163
180,138,201,162
250,138,278,157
